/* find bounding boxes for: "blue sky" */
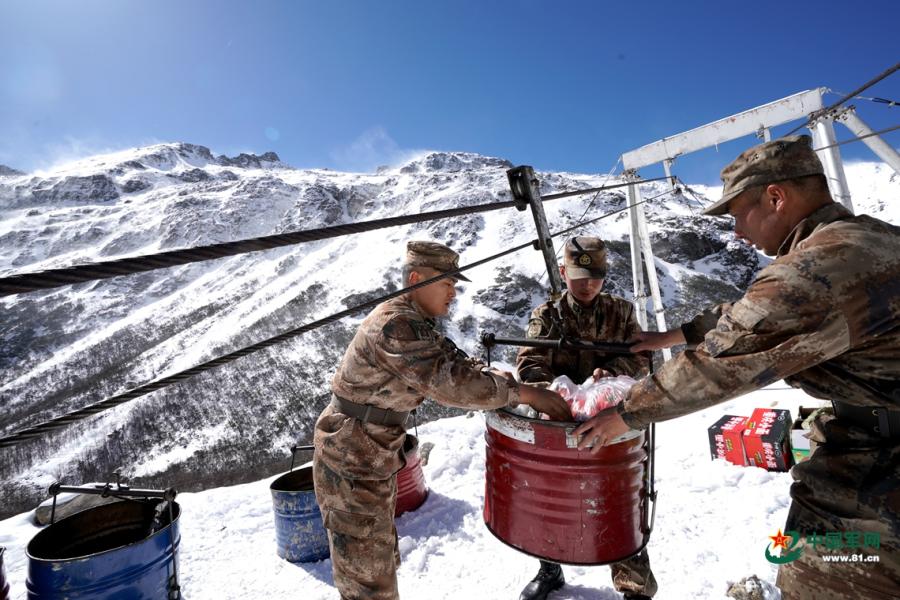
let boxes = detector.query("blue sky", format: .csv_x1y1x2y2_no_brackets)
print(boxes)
1,0,898,184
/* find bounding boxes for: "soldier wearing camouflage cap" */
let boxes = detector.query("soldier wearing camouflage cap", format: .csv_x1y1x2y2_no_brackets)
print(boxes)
574,135,900,598
516,236,656,600
313,240,569,600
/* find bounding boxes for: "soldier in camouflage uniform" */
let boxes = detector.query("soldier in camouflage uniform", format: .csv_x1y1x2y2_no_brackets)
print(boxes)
574,135,900,599
313,241,571,600
515,236,657,600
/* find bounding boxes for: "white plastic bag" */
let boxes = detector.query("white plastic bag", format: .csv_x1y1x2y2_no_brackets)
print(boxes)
548,374,637,421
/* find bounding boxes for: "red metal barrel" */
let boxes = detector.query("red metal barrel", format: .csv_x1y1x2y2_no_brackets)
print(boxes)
483,409,650,565
395,434,428,516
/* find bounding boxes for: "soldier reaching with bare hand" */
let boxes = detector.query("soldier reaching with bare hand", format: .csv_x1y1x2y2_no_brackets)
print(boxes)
574,136,900,599
516,236,657,600
313,240,571,600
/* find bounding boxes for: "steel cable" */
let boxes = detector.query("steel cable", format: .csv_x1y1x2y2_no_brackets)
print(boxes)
0,186,676,448
0,177,671,298
785,62,900,136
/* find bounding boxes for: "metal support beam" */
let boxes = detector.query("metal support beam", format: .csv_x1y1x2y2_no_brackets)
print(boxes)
626,174,672,361
663,159,677,191
836,108,900,176
810,117,854,212
627,180,649,331
507,166,564,297
622,88,826,171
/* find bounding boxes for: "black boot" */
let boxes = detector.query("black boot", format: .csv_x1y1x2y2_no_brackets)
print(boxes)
519,560,565,600
623,594,653,600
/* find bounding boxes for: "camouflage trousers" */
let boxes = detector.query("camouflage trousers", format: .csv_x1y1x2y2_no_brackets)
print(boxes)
313,406,407,600
776,425,900,599
611,549,658,596
539,548,657,596
314,458,401,600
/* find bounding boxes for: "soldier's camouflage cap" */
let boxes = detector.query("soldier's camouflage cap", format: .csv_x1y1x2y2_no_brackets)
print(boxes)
703,134,825,216
563,236,607,280
405,240,471,282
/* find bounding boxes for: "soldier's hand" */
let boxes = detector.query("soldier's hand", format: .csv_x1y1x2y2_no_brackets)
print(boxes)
629,329,686,352
489,368,516,384
519,385,571,421
572,406,632,454
592,368,614,381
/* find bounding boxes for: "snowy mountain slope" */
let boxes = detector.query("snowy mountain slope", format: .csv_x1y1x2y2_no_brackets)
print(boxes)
0,143,896,518
1,385,820,600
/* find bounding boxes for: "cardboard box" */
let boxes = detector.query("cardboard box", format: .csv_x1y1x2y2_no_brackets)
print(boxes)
708,415,749,466
742,408,793,471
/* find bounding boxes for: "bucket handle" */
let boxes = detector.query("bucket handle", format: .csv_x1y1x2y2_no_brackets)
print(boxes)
289,445,314,471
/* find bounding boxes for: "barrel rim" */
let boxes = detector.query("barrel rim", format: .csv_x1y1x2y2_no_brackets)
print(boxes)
270,463,315,493
493,407,643,444
25,500,181,564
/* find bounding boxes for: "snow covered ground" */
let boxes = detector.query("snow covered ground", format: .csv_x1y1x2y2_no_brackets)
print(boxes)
1,384,820,600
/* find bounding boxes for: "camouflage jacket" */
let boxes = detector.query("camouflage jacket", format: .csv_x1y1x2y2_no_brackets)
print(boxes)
331,294,519,412
622,203,900,430
517,291,649,385
318,295,519,482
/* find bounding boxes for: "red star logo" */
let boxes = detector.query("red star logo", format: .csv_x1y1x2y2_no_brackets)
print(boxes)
769,529,791,551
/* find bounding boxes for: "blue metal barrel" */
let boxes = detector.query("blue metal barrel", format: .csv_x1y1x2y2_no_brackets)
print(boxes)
1,547,10,600
26,500,181,599
270,465,330,562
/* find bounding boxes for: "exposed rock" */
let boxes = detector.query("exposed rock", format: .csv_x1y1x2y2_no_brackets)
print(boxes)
725,575,778,600
0,165,24,177
30,174,120,204
122,178,151,193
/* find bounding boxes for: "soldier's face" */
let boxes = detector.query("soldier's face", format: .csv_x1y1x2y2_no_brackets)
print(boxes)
408,268,457,317
729,186,791,256
560,266,604,305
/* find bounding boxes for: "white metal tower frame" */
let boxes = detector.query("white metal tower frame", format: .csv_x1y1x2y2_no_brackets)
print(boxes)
618,87,900,358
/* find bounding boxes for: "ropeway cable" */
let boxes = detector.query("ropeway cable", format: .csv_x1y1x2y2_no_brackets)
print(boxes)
0,187,678,449
785,62,900,136
0,177,672,298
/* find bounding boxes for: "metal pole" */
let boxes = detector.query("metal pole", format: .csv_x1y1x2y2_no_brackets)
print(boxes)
836,108,900,176
626,176,649,331
633,190,672,362
507,166,564,297
811,118,854,213
663,160,677,192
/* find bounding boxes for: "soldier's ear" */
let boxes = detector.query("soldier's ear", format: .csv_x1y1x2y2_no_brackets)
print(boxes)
767,184,790,215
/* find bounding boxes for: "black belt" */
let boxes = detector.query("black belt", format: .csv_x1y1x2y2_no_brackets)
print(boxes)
832,400,900,439
331,394,411,427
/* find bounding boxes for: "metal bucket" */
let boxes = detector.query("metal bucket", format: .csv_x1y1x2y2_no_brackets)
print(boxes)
483,409,653,565
1,547,10,600
270,465,330,563
395,434,428,517
26,499,181,599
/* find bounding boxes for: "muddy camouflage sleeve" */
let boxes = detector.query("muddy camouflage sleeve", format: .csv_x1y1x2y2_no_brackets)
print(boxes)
621,263,850,428
374,313,519,410
516,307,556,386
680,303,733,345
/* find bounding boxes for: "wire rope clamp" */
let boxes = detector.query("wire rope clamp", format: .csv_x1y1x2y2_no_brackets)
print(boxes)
506,166,539,212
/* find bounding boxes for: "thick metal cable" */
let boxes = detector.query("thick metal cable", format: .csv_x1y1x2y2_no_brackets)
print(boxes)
785,62,900,136
0,177,671,298
0,187,676,448
812,123,900,152
828,89,898,108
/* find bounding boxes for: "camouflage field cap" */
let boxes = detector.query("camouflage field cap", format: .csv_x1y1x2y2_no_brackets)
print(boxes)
563,236,608,279
405,240,471,282
703,134,825,216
